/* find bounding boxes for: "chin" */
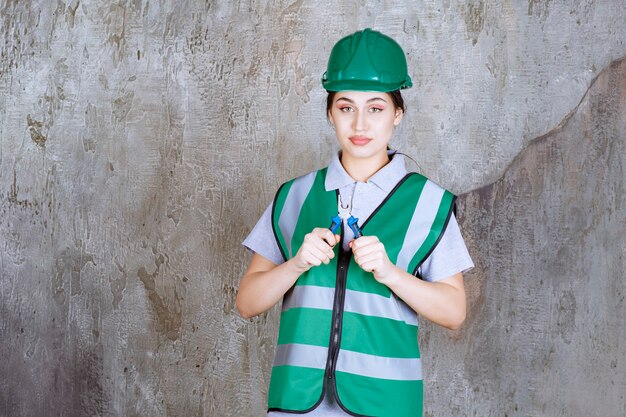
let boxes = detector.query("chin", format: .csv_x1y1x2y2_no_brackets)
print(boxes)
343,146,387,160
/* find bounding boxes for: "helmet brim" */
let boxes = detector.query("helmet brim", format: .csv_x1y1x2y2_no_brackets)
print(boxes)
322,78,412,93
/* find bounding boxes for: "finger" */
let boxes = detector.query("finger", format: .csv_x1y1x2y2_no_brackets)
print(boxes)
353,241,384,261
305,237,338,264
352,243,381,259
302,253,323,267
355,251,384,267
315,230,340,255
304,232,336,254
359,260,381,273
307,237,336,260
358,261,375,272
353,247,374,262
355,252,380,270
314,228,340,247
316,245,337,264
350,236,378,251
301,245,332,265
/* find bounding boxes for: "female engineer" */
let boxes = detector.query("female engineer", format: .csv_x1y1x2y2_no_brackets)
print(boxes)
237,28,474,417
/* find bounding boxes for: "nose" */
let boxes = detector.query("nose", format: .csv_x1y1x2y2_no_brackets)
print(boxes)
353,110,367,132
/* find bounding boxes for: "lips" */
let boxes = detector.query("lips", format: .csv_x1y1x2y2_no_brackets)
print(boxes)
349,136,372,146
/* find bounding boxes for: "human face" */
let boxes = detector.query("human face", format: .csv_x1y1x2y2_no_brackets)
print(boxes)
328,91,403,166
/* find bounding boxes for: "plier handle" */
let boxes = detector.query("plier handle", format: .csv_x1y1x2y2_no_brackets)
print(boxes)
347,216,362,238
328,215,362,238
328,215,341,234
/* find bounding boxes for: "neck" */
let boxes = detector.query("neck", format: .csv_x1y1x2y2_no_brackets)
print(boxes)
340,151,390,182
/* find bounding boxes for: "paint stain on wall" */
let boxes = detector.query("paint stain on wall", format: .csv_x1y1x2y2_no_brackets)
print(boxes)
464,1,485,46
528,0,553,18
27,114,47,147
110,259,127,309
112,91,134,123
555,290,576,344
52,242,96,303
137,252,182,341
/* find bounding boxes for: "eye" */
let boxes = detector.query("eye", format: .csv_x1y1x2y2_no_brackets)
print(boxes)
338,106,353,113
369,107,384,113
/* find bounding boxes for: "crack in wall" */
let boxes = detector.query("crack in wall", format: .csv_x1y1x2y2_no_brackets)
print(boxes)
465,55,626,196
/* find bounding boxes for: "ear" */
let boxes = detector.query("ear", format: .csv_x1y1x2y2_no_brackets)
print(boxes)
393,109,404,126
328,111,335,127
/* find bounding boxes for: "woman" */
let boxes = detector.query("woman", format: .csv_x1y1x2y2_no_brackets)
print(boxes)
237,28,473,417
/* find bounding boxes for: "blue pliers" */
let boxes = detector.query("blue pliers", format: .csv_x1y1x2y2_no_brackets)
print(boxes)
328,194,362,239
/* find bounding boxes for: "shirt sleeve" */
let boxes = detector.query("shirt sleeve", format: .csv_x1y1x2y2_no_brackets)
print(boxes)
242,203,285,265
417,213,474,282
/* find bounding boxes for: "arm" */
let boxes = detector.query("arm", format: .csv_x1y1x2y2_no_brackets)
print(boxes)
350,237,466,330
236,228,340,319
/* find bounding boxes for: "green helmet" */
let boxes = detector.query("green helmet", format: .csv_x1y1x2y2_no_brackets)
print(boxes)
322,28,413,92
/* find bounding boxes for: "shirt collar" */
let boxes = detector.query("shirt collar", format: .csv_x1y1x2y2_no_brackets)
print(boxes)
325,150,408,193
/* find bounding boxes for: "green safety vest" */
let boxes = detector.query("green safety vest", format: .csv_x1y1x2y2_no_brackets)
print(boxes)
269,167,455,417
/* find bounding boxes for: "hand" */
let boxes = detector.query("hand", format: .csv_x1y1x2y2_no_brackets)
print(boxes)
291,228,341,273
350,236,397,284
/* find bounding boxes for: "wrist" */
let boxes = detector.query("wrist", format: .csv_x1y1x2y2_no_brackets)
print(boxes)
285,257,310,275
375,264,402,287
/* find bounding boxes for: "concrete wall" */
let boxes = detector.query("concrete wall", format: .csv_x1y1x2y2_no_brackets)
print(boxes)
1,1,624,416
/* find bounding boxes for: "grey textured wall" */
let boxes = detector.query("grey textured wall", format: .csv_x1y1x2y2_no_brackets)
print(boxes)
1,1,625,416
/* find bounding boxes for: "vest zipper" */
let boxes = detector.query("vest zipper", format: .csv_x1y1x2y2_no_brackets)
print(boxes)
324,242,350,400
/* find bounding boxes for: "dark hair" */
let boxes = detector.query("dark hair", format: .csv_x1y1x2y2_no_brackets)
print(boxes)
326,90,405,117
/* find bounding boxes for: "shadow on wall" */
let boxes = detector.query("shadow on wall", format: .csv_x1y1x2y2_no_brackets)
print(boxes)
445,57,626,416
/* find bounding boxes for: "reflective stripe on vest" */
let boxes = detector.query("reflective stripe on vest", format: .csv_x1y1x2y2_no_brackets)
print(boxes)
269,168,455,416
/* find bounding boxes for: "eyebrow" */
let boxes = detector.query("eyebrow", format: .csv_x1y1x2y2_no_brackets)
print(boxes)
335,96,388,104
